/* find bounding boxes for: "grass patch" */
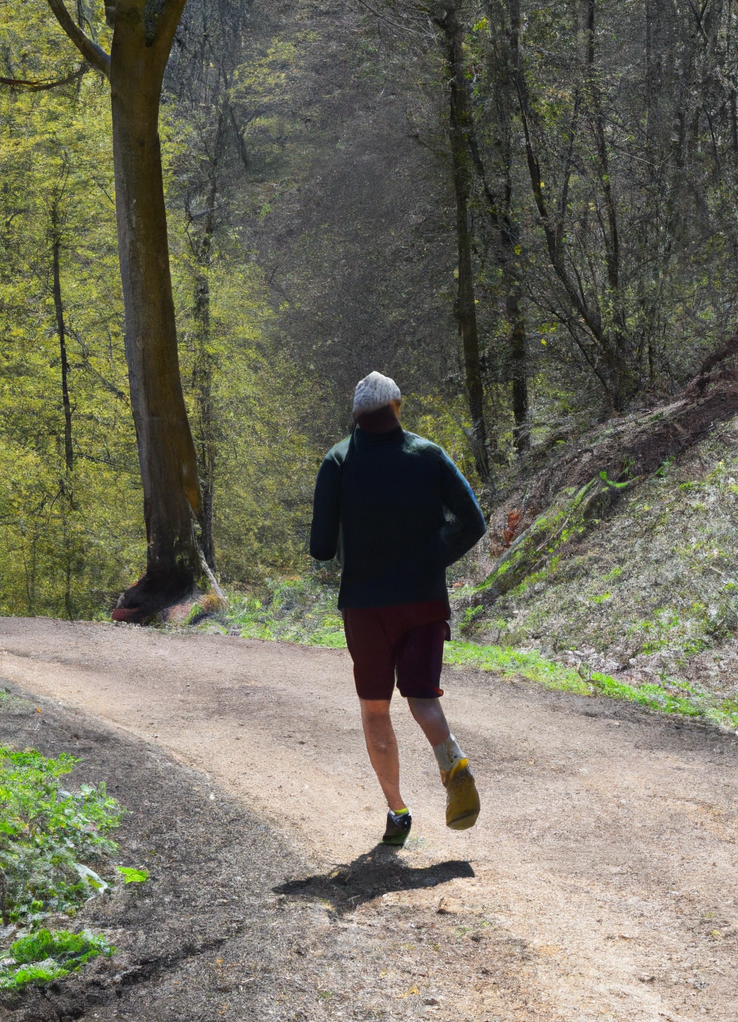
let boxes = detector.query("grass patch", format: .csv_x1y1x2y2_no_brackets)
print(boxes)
0,745,121,925
444,641,738,728
589,674,701,715
443,641,590,694
213,575,346,647
0,929,114,990
116,866,149,884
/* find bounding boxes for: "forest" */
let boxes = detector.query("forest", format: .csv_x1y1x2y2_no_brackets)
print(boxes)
2,6,738,1011
3,0,738,704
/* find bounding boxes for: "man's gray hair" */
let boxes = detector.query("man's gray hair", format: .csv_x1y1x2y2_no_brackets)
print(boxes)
352,371,401,415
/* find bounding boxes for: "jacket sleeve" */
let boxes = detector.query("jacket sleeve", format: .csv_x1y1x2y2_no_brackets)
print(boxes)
309,455,342,561
438,451,487,566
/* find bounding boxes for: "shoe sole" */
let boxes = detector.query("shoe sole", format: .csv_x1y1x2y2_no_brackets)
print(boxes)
445,761,480,830
447,808,479,830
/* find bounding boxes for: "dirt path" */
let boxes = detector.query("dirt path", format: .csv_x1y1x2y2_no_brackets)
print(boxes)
1,617,737,1021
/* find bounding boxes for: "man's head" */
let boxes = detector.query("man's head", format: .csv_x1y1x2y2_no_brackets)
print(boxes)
353,371,401,420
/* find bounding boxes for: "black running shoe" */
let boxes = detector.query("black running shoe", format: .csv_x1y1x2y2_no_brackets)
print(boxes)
382,808,412,846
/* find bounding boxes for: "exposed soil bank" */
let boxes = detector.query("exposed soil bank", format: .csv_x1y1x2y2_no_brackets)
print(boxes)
1,617,738,1020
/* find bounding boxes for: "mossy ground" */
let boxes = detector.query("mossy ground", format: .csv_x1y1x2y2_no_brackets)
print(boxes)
443,641,738,729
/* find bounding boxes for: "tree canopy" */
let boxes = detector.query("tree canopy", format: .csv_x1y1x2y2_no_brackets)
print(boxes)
2,0,737,617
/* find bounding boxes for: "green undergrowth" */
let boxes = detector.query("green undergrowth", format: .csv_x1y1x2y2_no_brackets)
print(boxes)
0,744,122,926
197,578,738,729
0,929,114,991
199,574,346,647
443,641,738,728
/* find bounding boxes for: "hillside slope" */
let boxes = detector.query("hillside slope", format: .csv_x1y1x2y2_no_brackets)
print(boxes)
460,346,738,705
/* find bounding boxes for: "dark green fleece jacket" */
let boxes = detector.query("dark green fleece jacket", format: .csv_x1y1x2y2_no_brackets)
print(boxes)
309,426,487,609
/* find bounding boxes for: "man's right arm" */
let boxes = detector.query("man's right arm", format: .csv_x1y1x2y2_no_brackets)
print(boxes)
438,451,487,565
309,455,342,561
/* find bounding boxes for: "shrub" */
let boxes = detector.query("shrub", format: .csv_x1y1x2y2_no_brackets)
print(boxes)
0,928,114,990
0,746,120,925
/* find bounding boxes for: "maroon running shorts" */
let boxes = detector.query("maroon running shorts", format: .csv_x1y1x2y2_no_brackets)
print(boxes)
342,600,451,701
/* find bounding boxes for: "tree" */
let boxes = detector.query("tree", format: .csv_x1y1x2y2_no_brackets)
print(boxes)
474,2,529,451
437,1,492,485
0,42,144,619
45,0,203,622
438,2,531,455
164,0,256,571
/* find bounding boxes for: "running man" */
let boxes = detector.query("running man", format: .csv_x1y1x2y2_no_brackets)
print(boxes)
310,371,487,846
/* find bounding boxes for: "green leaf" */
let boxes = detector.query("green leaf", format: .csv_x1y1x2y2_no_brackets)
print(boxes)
116,866,149,884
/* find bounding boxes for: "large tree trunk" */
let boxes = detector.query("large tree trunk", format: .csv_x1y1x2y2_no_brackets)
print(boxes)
44,0,210,623
46,0,203,622
440,2,491,486
108,1,203,621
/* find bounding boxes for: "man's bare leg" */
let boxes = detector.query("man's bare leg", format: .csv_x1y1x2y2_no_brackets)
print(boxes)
407,695,467,773
407,696,450,747
408,696,480,829
408,696,466,773
359,698,406,811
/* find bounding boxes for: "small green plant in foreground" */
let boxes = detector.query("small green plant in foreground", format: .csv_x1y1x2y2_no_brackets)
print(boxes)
0,929,114,990
0,746,121,924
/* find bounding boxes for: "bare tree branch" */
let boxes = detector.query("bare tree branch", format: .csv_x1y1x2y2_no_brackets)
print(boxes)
46,0,111,78
0,66,91,91
353,0,435,38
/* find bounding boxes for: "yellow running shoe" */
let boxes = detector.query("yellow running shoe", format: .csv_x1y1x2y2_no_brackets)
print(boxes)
442,758,480,830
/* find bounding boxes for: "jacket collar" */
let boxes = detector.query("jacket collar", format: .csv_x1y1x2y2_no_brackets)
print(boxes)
353,424,404,447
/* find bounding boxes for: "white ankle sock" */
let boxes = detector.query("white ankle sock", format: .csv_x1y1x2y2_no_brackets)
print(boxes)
433,734,465,772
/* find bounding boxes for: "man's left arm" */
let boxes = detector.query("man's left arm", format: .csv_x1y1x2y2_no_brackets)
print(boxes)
438,452,487,566
310,455,342,561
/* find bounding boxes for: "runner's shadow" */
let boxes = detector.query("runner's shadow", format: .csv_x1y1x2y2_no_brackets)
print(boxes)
274,845,474,915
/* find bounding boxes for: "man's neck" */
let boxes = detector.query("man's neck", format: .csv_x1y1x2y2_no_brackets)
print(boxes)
355,405,401,434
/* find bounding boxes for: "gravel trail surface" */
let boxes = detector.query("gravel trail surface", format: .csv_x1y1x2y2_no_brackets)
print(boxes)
1,616,737,1021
